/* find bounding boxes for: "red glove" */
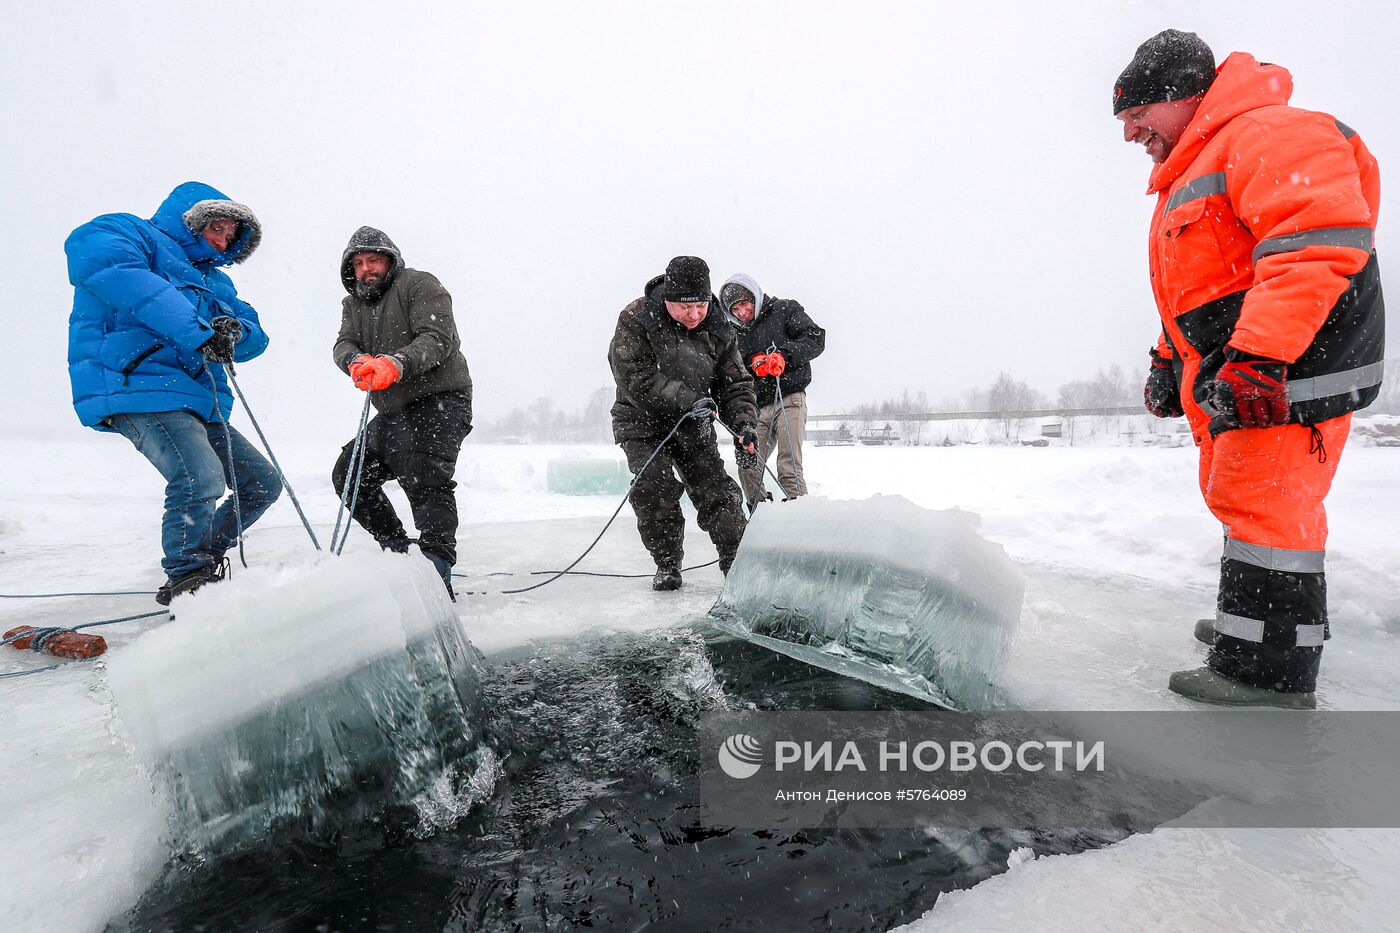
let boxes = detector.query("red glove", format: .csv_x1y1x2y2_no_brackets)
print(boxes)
353,355,402,392
750,353,771,377
348,355,373,383
764,350,786,377
1210,349,1289,430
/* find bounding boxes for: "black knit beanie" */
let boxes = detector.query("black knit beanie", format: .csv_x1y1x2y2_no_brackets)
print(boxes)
661,256,711,303
1113,29,1215,114
720,282,755,312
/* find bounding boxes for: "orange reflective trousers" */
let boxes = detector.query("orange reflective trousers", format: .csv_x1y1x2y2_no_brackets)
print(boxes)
1195,415,1350,692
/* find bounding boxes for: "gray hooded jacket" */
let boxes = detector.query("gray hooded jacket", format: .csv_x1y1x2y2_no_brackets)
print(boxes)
332,226,472,415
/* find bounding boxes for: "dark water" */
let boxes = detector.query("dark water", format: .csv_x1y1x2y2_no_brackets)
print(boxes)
118,628,1127,932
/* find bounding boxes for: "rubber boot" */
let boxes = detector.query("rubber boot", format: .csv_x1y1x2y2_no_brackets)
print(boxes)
423,553,455,601
1168,667,1317,709
1193,618,1218,645
652,563,683,591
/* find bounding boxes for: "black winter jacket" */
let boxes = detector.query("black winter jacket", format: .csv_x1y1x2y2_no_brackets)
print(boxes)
734,296,825,407
608,276,757,443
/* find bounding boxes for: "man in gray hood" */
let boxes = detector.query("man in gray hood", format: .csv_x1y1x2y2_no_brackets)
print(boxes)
331,226,473,596
719,272,826,512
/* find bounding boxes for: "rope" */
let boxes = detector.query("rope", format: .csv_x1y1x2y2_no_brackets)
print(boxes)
226,367,322,551
0,591,150,599
331,395,374,555
772,372,806,494
204,362,246,570
449,558,723,582
0,609,171,681
722,418,785,491
497,409,702,595
528,559,720,580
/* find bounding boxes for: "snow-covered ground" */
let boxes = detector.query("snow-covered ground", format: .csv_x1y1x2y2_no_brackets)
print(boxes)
2,432,1398,931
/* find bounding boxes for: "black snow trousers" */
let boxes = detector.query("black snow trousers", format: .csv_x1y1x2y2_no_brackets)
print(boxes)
620,422,747,572
332,391,473,565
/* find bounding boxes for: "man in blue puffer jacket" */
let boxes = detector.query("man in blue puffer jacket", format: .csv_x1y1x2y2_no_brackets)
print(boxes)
66,181,283,605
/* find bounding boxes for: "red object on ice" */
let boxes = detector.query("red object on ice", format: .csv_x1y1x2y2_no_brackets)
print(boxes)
4,626,108,660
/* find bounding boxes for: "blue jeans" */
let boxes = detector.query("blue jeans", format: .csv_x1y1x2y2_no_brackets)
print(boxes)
109,411,282,577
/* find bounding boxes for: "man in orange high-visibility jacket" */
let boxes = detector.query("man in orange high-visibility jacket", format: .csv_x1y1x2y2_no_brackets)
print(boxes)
1115,30,1385,707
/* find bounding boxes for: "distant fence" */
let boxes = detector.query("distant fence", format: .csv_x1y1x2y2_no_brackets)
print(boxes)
808,406,1142,422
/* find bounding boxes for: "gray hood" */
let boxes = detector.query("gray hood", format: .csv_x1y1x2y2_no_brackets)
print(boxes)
340,226,405,294
719,272,766,328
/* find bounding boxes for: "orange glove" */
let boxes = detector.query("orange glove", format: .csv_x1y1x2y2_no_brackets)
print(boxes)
764,350,786,377
353,355,402,392
750,353,771,378
348,355,373,383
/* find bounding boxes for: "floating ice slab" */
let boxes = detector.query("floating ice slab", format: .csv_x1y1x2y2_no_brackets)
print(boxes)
711,496,1024,709
546,456,632,495
106,552,491,854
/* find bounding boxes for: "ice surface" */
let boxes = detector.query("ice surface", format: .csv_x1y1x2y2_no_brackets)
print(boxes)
897,805,1400,932
5,436,1399,931
712,495,1024,709
105,552,491,854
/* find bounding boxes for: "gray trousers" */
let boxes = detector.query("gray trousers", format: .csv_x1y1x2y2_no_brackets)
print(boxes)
739,390,808,510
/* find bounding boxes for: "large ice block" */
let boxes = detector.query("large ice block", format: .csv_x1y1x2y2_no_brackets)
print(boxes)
106,552,491,854
546,456,633,495
711,496,1024,709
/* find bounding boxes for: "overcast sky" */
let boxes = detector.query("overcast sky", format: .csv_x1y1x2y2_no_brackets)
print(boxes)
3,1,1396,443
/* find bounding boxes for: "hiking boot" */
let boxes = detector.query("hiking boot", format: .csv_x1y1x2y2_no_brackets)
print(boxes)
718,549,737,577
1193,618,1218,645
1168,667,1317,709
379,536,413,554
155,559,228,607
652,565,683,591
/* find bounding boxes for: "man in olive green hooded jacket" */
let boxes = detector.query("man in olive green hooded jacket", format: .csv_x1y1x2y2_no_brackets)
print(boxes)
331,226,473,595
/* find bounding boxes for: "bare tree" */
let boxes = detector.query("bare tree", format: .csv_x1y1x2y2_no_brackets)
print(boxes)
987,372,1046,442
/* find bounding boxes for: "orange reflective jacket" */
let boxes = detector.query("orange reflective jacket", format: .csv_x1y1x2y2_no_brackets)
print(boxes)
1146,52,1385,435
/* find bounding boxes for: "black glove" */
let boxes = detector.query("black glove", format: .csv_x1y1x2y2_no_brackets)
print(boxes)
211,316,243,342
199,331,236,364
690,396,718,420
734,423,759,470
1143,348,1184,418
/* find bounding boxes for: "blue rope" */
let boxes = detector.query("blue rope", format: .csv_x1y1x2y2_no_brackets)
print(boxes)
226,366,322,551
0,591,150,599
0,609,170,680
331,395,373,556
204,362,246,570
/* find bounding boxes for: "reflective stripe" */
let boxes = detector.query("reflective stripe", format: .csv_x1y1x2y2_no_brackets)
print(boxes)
1224,538,1325,573
1215,612,1265,644
1253,226,1374,261
1335,119,1357,139
1166,173,1228,211
1296,624,1327,648
1288,361,1386,403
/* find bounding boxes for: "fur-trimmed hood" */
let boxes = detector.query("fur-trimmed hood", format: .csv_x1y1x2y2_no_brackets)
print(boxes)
149,181,261,266
340,226,404,294
719,272,766,328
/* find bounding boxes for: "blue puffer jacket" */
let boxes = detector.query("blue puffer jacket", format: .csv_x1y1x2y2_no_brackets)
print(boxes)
66,181,269,430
